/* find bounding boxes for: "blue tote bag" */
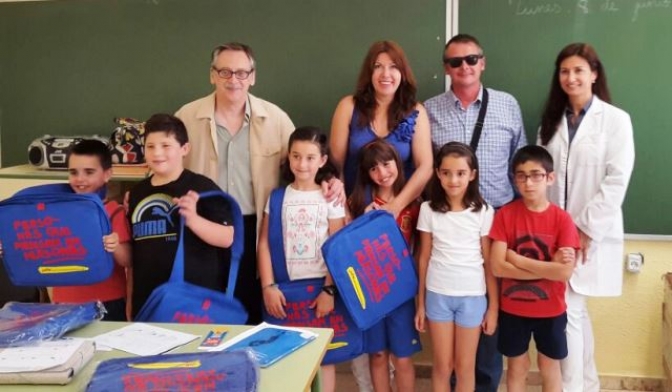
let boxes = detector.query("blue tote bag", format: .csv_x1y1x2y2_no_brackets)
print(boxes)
135,190,248,324
86,350,259,392
321,210,418,330
0,183,113,286
262,187,363,365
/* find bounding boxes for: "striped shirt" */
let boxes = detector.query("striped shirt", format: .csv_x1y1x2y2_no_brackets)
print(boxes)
425,86,527,208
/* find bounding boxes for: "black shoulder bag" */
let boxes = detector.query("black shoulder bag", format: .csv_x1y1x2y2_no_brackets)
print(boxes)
469,88,489,152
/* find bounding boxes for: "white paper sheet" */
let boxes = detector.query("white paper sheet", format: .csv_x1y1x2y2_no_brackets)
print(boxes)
0,337,87,373
92,323,199,356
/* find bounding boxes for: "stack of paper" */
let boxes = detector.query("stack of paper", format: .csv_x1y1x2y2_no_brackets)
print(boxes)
92,323,199,356
0,338,95,385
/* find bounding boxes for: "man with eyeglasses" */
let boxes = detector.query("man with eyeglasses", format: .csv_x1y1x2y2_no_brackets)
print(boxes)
175,42,295,325
424,34,527,392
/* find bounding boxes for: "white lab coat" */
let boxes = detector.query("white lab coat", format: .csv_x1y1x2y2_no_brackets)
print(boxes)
540,96,635,297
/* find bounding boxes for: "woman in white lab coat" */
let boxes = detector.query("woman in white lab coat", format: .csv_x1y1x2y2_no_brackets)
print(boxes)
538,43,635,392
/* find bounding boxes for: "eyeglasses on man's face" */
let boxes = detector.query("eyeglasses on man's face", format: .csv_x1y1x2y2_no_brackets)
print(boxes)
514,172,547,183
443,54,483,68
212,67,254,80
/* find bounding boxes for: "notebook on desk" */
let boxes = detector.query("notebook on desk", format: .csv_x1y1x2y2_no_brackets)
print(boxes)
0,338,95,385
208,323,317,368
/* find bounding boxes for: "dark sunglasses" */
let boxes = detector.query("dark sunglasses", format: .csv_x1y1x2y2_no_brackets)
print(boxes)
443,54,483,68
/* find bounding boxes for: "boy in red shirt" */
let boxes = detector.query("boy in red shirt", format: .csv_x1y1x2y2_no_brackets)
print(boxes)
52,139,132,321
490,145,580,392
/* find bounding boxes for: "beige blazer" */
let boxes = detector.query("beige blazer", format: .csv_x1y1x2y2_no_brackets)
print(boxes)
176,92,295,234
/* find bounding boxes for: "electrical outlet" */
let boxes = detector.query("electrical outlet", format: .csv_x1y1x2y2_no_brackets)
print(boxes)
625,252,644,273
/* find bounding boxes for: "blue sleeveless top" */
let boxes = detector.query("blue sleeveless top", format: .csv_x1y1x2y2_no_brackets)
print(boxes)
344,109,419,195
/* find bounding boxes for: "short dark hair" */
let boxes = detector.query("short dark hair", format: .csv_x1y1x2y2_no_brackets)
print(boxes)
68,139,112,170
445,34,483,53
281,126,338,185
512,145,554,174
144,113,189,146
211,42,256,69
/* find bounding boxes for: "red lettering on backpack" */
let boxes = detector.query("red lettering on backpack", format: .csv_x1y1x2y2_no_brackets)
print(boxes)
354,234,403,304
122,369,225,391
172,311,212,324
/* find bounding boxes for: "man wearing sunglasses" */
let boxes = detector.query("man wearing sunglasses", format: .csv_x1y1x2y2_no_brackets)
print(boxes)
424,34,527,392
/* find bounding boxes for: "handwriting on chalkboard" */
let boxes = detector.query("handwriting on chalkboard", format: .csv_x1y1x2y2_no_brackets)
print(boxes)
12,217,86,264
509,0,671,22
632,0,672,21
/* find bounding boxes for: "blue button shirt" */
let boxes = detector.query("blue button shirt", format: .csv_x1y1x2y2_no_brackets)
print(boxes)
425,87,527,208
565,95,594,144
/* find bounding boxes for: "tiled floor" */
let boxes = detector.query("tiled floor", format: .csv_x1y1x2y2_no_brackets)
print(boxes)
335,370,429,391
335,366,644,391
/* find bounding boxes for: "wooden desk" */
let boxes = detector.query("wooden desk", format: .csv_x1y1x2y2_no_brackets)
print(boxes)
0,321,333,392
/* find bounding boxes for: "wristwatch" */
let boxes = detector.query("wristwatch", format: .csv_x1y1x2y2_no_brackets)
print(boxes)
321,285,337,296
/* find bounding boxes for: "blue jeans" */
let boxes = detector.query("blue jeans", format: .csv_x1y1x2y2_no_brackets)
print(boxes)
474,327,502,392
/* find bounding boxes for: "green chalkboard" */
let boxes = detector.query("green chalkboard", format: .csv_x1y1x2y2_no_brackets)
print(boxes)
461,0,672,235
0,0,445,167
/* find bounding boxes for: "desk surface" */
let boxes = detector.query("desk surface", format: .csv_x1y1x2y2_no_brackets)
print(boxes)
0,321,332,392
0,164,148,182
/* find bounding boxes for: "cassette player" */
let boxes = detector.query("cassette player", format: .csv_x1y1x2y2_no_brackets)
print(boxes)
27,135,109,169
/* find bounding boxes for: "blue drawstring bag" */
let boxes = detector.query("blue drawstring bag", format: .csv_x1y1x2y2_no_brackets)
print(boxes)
86,350,259,392
321,210,418,330
135,190,248,325
262,187,363,365
0,301,105,347
0,183,113,286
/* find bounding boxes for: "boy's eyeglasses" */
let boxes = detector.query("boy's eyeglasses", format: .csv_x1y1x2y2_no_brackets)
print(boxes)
514,172,547,183
443,54,483,68
212,67,254,80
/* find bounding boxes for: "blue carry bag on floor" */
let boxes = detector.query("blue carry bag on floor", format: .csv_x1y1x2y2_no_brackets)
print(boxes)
321,209,418,330
0,183,113,286
86,350,260,392
135,190,248,324
262,187,363,365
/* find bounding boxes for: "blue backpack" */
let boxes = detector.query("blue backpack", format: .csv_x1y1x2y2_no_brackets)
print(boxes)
321,209,419,330
135,190,248,325
262,187,363,365
86,350,259,392
0,184,113,286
